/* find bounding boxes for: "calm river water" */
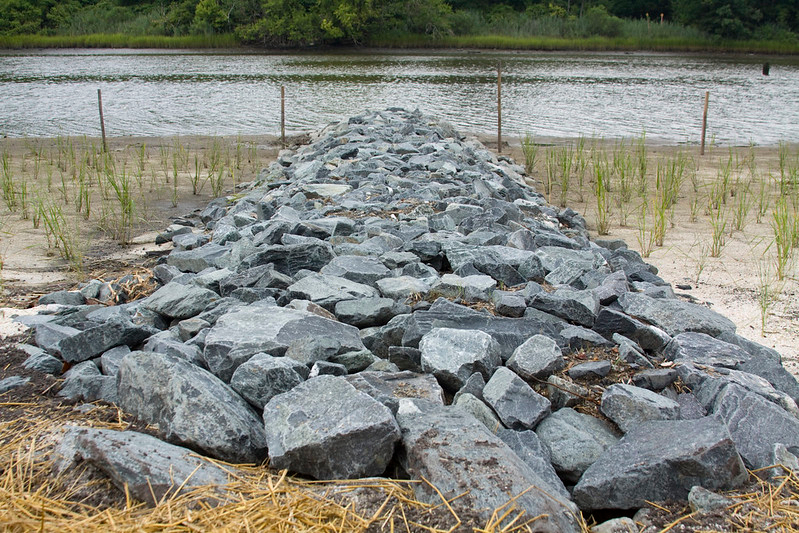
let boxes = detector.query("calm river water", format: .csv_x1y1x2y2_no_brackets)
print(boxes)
1,49,798,145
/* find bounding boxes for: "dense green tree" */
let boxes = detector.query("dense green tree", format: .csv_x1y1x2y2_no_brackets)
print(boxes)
673,0,762,38
610,0,671,19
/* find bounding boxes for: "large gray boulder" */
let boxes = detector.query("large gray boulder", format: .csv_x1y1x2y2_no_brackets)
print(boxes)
396,399,580,532
482,367,551,430
573,418,747,510
404,298,566,360
58,360,117,404
712,383,799,470
529,287,600,328
334,297,401,327
203,302,364,382
535,407,620,483
141,281,219,319
344,371,444,414
117,351,268,464
54,426,231,506
497,428,571,501
667,332,799,405
506,334,565,380
600,383,681,433
229,353,306,410
419,327,502,391
262,376,400,479
287,274,379,311
320,255,391,286
618,293,736,337
55,316,153,364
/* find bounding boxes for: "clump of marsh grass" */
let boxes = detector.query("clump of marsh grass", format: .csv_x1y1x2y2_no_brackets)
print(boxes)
593,151,612,235
557,143,573,207
771,195,794,280
755,255,781,336
521,132,538,176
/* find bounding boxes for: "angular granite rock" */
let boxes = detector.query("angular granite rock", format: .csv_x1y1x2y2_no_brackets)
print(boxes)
482,367,551,430
419,327,502,391
263,376,400,479
535,407,620,483
54,426,231,506
573,418,746,510
203,302,364,382
117,351,268,464
396,399,580,532
618,293,736,337
600,383,681,433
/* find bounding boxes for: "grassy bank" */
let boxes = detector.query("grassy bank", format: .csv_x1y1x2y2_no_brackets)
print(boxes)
0,33,240,49
369,34,799,54
1,31,798,54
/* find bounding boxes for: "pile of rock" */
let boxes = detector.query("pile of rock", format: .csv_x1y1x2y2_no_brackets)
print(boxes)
15,109,799,530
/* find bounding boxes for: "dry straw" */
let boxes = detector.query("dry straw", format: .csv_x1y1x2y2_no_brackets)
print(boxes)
0,400,578,533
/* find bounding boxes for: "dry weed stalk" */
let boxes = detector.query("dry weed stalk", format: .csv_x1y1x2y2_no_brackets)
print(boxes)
0,403,573,533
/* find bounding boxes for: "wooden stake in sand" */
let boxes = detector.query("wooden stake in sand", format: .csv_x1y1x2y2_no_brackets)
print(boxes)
281,85,286,148
700,90,709,156
497,61,502,154
98,89,108,153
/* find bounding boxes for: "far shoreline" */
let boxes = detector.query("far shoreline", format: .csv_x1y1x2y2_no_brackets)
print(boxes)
1,33,799,56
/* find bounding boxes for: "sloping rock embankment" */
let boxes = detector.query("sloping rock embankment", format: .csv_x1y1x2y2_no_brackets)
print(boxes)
13,109,799,530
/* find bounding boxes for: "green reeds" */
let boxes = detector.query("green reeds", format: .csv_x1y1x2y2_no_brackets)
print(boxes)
192,154,203,195
105,165,134,244
37,196,83,270
1,149,16,211
636,198,655,258
557,143,573,208
756,177,771,224
771,195,794,280
593,153,612,235
732,180,752,232
708,203,727,258
521,133,538,177
574,135,588,202
0,33,240,50
756,256,778,336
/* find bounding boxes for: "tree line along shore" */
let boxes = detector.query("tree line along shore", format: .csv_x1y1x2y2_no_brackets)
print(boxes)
1,0,798,54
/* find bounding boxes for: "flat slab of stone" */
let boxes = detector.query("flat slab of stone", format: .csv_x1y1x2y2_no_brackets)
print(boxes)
403,298,566,360
600,383,681,433
263,376,400,479
141,282,219,320
230,353,306,409
117,351,268,464
344,371,444,413
55,316,152,364
396,399,580,532
573,418,746,511
203,302,364,381
618,293,736,337
287,274,379,311
54,426,231,506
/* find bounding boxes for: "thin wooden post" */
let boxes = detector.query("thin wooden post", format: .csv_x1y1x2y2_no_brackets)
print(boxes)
497,61,502,154
97,89,108,153
700,91,709,156
281,85,286,148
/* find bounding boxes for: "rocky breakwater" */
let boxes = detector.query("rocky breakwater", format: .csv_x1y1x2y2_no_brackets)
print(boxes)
16,109,799,530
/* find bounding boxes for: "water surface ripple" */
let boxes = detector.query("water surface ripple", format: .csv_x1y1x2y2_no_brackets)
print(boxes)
1,49,797,145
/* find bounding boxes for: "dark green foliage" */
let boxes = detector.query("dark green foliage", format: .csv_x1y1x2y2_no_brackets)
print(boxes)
0,0,796,46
